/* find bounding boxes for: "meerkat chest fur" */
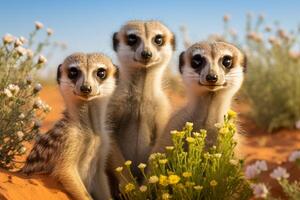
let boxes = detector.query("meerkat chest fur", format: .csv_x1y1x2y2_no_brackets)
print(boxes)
110,66,169,164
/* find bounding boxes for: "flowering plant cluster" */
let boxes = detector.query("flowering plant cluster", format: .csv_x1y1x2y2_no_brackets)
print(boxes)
245,150,300,199
0,22,52,169
223,14,300,132
115,111,252,200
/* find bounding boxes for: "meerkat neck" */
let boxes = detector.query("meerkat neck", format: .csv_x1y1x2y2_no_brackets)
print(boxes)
65,98,109,134
188,90,234,145
119,64,166,97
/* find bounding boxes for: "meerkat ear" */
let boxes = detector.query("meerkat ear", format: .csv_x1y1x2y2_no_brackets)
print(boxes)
171,33,176,51
56,64,62,84
113,32,119,52
179,51,185,74
242,54,248,73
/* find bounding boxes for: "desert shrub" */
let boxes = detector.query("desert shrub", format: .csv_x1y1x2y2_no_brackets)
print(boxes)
223,14,300,132
115,111,252,200
0,22,52,169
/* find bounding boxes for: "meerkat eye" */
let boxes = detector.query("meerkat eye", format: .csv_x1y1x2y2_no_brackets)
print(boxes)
68,67,79,79
154,34,164,46
222,55,233,68
97,68,107,79
191,54,206,69
127,34,138,46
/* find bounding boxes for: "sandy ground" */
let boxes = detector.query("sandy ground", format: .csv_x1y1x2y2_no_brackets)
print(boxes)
0,85,300,200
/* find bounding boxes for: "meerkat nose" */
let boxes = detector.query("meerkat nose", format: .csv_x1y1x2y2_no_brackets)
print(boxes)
141,50,152,60
206,74,218,83
80,85,92,94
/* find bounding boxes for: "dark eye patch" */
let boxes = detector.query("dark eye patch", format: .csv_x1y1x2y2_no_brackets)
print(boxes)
68,67,80,80
191,54,206,70
127,34,139,46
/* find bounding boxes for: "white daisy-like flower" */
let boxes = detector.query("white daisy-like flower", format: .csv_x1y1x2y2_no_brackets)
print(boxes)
8,84,20,95
37,55,47,64
3,88,13,97
35,21,44,30
251,183,268,199
288,150,300,162
245,165,259,179
2,33,14,44
254,160,268,172
16,46,27,56
47,28,54,36
270,166,290,180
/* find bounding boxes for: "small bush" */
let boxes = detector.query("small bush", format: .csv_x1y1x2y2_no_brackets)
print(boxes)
0,22,52,169
223,14,300,132
115,111,252,200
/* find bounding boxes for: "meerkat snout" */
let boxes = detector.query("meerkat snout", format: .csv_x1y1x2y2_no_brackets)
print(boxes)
112,20,176,68
179,41,247,93
57,53,117,101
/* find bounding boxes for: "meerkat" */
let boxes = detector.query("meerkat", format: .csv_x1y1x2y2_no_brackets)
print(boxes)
21,53,118,200
107,20,176,177
152,41,246,153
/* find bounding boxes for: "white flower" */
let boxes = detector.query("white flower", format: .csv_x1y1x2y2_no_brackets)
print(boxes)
245,165,259,179
2,33,14,44
139,185,147,192
14,38,23,47
3,88,12,97
27,49,34,58
251,183,268,199
19,113,25,119
47,28,54,36
33,83,42,93
270,166,290,180
16,131,24,139
8,84,20,95
288,150,300,162
16,46,26,56
229,159,238,166
35,21,44,30
19,36,26,44
33,99,43,109
37,55,47,64
254,160,268,172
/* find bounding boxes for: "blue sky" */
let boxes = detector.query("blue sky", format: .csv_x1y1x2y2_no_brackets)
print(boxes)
1,0,300,74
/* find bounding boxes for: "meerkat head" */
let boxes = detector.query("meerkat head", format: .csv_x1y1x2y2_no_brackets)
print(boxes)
112,20,175,69
179,41,247,94
57,53,117,102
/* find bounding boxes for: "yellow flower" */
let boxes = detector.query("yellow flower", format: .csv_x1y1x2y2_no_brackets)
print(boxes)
182,171,192,178
168,175,180,184
159,159,168,165
186,137,195,143
124,183,135,193
210,180,218,187
165,146,174,151
228,109,237,119
229,159,238,166
138,163,146,169
115,167,123,173
124,160,132,166
159,175,169,186
149,153,157,160
170,130,178,135
148,176,159,183
194,185,203,191
185,181,195,187
139,185,147,192
177,183,185,189
162,193,171,199
219,127,229,135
